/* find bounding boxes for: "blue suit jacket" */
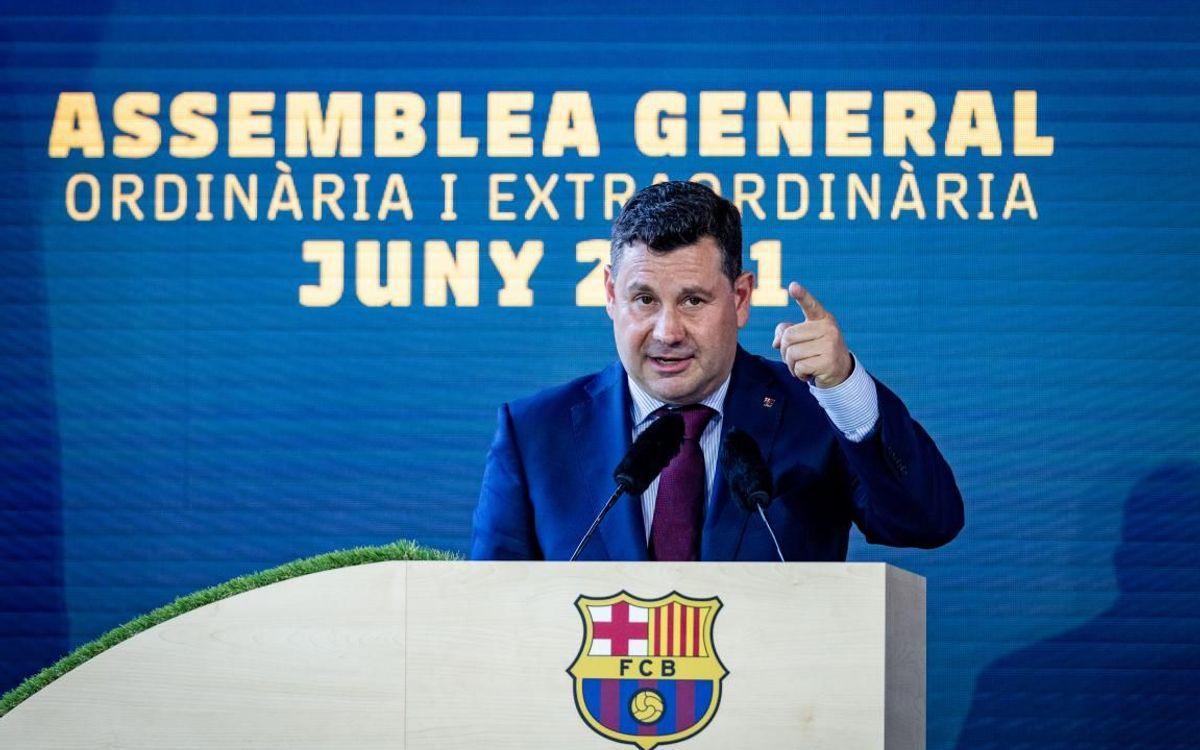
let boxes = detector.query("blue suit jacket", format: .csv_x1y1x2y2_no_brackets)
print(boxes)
471,346,964,561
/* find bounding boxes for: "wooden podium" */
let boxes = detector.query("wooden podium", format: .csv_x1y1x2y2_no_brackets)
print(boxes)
0,562,925,749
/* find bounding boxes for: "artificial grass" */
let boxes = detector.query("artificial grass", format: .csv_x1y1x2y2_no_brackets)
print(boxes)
0,539,458,718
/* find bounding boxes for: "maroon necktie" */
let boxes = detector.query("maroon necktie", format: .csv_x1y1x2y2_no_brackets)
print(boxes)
649,404,716,561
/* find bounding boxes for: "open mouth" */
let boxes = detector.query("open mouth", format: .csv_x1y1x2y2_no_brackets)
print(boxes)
648,355,693,373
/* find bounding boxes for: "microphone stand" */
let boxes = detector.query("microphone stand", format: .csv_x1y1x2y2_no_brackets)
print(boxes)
756,504,786,563
569,486,625,562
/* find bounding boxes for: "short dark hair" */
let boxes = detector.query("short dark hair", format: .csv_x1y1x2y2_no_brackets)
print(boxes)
610,180,743,282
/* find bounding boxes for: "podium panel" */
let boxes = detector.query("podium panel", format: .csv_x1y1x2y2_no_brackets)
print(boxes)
0,562,925,749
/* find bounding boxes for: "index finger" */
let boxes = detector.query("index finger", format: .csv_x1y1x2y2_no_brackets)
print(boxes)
789,281,828,322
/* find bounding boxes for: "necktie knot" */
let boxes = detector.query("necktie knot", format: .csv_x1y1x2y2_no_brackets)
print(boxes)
657,404,715,442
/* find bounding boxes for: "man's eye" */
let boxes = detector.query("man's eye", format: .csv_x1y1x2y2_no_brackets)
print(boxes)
683,296,704,307
634,295,655,305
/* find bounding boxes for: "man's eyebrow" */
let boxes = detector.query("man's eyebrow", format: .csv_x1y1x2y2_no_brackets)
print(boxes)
622,282,716,297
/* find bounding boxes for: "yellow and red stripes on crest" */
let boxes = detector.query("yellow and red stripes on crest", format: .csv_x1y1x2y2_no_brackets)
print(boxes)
647,602,707,657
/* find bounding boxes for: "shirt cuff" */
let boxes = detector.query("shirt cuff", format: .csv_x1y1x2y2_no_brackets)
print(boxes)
808,352,879,442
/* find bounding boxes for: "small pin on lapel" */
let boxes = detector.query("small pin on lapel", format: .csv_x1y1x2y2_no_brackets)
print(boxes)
762,396,775,408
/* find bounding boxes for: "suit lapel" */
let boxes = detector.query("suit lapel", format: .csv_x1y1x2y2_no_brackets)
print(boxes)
571,362,648,561
703,346,786,561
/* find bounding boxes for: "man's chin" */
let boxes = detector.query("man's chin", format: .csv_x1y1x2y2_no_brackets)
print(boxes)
642,372,703,405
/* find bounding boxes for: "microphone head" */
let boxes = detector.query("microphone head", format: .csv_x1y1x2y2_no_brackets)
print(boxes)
613,411,685,495
721,429,774,512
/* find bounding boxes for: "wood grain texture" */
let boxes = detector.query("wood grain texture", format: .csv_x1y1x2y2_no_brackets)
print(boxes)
0,562,924,749
0,562,409,749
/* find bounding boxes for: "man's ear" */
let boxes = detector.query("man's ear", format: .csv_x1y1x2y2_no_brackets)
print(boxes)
734,271,754,328
604,265,616,320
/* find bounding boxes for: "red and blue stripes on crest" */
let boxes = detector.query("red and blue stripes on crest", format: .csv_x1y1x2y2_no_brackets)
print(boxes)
581,678,714,736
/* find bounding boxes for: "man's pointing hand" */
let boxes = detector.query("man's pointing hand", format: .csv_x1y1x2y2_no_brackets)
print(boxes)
771,282,855,388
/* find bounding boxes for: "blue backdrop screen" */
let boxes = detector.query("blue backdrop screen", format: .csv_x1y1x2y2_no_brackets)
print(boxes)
2,1,1198,746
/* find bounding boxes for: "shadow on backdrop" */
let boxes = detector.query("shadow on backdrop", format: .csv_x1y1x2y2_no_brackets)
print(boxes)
955,462,1200,748
0,4,114,695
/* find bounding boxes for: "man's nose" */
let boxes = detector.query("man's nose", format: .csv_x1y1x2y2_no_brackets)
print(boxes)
652,307,686,345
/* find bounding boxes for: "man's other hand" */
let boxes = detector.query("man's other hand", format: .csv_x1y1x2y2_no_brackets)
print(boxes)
771,282,854,388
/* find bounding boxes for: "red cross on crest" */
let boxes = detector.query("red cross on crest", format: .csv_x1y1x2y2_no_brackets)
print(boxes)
593,601,649,656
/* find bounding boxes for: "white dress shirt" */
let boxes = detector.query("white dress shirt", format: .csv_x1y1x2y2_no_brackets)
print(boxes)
628,352,879,543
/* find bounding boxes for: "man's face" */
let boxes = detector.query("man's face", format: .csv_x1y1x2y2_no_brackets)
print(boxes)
605,237,754,405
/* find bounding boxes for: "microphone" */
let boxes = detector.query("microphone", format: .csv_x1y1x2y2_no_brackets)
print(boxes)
721,429,785,562
569,412,685,561
613,411,686,495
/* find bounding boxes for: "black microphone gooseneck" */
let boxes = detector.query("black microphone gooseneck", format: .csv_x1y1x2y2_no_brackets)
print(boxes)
721,429,785,562
569,412,685,561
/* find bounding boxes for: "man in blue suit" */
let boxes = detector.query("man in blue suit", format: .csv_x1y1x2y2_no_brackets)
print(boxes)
472,181,963,561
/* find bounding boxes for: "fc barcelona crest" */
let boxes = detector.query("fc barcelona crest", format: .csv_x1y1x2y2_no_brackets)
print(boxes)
567,592,728,749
